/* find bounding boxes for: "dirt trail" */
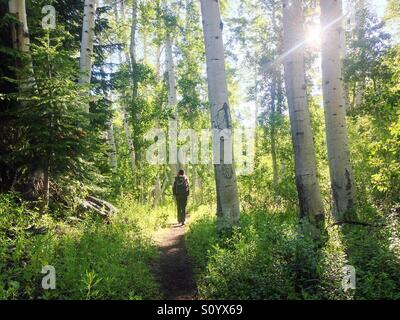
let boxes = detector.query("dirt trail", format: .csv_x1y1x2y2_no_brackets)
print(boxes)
152,220,197,300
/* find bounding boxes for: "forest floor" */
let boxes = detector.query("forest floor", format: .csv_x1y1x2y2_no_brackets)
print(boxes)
152,215,198,300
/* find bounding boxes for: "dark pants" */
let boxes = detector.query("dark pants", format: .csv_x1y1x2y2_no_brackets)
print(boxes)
176,196,188,224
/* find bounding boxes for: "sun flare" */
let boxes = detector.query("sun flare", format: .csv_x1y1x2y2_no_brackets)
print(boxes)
305,24,322,47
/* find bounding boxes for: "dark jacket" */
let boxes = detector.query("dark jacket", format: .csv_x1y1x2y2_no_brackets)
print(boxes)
173,175,190,197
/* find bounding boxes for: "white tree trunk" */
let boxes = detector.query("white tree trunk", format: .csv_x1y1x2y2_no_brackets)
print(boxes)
165,34,179,179
129,0,139,166
130,0,138,67
113,0,136,172
165,35,177,114
320,0,356,221
282,0,324,235
9,0,34,89
153,42,166,205
254,64,260,154
8,0,29,52
121,97,136,172
340,3,351,111
9,0,49,210
353,0,366,109
156,44,162,77
143,32,148,64
79,0,97,113
200,0,240,229
113,0,124,63
106,119,118,172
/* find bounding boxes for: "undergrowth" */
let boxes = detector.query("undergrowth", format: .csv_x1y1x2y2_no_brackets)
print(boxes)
186,205,400,300
0,193,174,299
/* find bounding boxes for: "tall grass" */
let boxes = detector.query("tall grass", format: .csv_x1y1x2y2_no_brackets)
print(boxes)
0,193,175,299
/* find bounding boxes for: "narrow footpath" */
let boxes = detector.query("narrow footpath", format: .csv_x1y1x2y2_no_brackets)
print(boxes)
152,220,197,300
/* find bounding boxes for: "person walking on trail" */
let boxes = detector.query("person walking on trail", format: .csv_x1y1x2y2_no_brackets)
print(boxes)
173,169,190,226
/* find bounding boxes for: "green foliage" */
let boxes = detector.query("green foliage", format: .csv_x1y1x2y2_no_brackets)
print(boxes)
1,0,399,302
1,31,111,206
238,116,297,212
0,193,179,299
186,205,400,300
347,44,400,209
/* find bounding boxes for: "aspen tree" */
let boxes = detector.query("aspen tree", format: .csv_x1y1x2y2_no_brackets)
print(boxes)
200,0,240,229
79,0,97,113
282,0,325,236
320,0,356,221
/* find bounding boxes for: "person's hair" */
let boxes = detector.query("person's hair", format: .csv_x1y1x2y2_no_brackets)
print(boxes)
178,169,184,175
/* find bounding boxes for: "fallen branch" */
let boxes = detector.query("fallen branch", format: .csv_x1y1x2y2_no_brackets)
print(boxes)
87,195,118,213
81,195,118,219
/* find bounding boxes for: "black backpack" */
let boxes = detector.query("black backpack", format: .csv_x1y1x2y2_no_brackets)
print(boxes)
175,176,188,195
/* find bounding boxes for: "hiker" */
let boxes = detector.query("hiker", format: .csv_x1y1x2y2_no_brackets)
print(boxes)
173,169,190,225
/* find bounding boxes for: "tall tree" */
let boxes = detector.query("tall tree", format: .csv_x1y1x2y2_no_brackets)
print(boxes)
165,33,179,179
130,0,138,97
8,0,49,208
113,0,136,172
200,0,240,229
267,1,283,185
106,118,118,172
320,0,356,221
79,0,97,113
162,2,181,181
282,0,324,236
8,0,29,52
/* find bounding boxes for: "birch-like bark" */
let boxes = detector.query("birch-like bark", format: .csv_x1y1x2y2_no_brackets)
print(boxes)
9,0,34,88
153,43,165,205
271,6,280,185
130,0,138,69
270,71,278,186
79,0,97,113
100,48,118,172
320,0,356,220
130,0,140,165
8,0,29,52
165,36,177,111
165,35,179,179
282,0,324,235
156,44,162,77
353,0,366,108
9,0,49,209
143,32,148,64
122,102,136,172
113,0,136,172
253,64,260,156
340,8,351,111
200,0,240,229
106,119,118,172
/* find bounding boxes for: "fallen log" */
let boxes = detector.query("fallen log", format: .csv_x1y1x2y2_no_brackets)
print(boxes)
81,195,118,219
87,195,118,213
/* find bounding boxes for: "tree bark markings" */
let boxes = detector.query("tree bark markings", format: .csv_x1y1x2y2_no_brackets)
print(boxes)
200,0,240,229
282,0,325,237
320,0,356,221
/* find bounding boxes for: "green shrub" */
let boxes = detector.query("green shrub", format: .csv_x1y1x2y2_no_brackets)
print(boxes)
186,206,400,300
0,193,176,299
